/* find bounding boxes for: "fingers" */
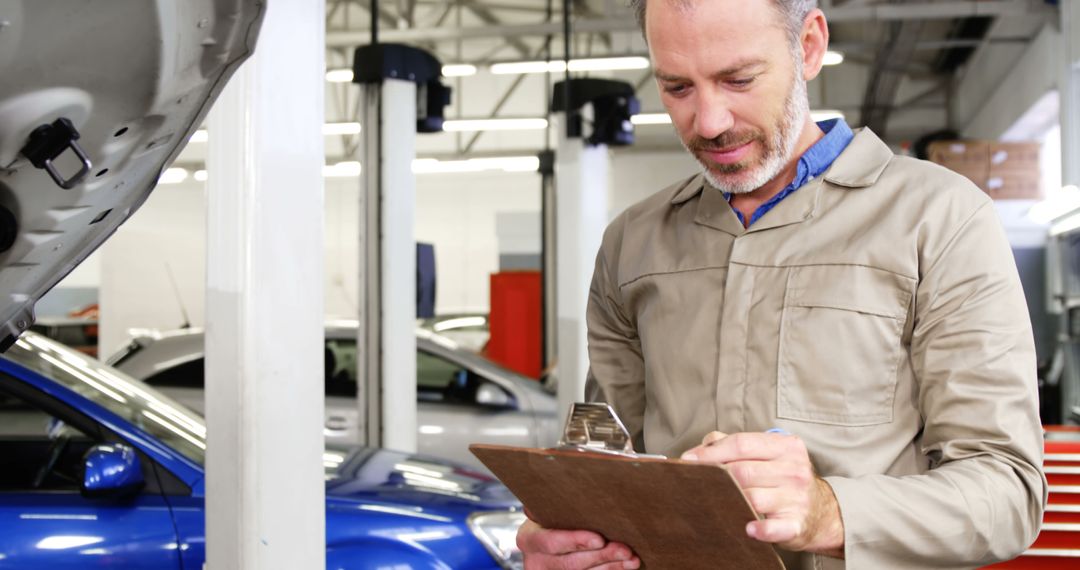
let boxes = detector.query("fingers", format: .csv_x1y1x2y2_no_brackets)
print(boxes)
725,459,814,490
517,519,606,556
518,519,641,569
682,431,805,464
747,518,802,544
552,543,639,569
701,430,727,445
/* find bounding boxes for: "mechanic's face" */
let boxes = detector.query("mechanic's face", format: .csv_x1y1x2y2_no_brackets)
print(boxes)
647,0,809,194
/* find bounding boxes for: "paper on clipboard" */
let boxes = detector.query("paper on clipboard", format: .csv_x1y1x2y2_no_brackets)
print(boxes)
469,403,785,569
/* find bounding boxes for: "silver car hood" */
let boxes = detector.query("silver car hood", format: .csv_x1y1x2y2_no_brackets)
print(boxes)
0,0,264,349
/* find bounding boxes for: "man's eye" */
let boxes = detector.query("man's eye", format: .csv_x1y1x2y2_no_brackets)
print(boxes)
729,77,755,88
664,83,689,95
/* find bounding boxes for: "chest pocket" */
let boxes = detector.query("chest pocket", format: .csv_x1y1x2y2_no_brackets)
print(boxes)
777,265,914,426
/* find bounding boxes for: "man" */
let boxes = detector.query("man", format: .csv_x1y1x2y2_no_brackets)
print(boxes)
517,0,1047,568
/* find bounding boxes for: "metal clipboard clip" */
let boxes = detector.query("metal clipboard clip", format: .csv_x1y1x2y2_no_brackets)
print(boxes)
557,402,666,459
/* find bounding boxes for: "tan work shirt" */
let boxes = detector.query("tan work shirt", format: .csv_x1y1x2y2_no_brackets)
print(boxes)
585,128,1047,569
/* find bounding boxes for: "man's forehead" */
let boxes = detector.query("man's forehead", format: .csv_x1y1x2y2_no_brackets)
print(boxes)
654,58,769,81
646,0,787,77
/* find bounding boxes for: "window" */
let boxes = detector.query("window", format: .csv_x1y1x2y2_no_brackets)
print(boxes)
144,359,205,389
324,339,359,398
321,340,488,404
417,350,485,405
0,382,98,492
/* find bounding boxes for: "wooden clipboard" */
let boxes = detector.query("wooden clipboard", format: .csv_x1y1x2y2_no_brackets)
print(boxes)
471,444,785,570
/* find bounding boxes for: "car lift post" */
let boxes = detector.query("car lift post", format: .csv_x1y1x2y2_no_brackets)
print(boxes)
551,78,638,428
353,43,449,453
204,1,326,568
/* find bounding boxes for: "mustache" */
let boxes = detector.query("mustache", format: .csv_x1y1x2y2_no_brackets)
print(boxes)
687,130,764,153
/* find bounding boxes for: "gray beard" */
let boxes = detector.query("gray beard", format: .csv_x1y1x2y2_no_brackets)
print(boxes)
695,76,808,195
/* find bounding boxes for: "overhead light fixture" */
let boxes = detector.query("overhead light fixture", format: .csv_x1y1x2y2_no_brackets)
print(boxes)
441,64,478,77
822,51,844,66
189,122,363,144
411,156,540,174
569,56,650,72
442,118,548,132
325,68,355,83
195,157,542,182
490,56,650,75
632,110,846,126
325,63,476,84
158,168,189,184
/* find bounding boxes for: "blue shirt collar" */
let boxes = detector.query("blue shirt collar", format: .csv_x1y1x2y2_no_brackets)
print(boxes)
724,118,854,227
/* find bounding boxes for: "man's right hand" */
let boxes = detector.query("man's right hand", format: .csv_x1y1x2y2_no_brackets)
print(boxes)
517,518,641,569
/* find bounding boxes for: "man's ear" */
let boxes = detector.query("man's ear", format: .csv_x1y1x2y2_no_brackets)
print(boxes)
800,9,830,81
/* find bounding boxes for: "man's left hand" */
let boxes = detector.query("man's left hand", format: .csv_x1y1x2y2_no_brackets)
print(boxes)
681,431,845,558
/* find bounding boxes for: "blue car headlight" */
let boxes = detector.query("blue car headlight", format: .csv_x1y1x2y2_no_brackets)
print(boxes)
467,510,526,570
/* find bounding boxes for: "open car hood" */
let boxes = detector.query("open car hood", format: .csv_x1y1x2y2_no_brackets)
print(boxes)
0,0,264,350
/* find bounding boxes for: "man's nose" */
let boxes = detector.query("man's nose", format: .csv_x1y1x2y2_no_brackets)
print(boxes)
693,93,735,141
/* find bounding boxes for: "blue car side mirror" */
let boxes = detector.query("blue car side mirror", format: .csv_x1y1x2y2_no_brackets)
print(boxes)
81,444,144,498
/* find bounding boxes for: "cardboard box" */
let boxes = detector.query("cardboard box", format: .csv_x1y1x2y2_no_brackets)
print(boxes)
928,140,990,186
928,139,1042,200
989,142,1040,174
985,170,1043,200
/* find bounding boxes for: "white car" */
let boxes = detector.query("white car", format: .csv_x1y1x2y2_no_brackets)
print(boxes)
108,323,561,470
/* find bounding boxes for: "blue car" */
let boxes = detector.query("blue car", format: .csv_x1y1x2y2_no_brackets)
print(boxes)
0,332,525,569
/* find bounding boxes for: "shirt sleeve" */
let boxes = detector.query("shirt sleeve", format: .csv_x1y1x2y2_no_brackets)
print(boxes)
824,201,1047,567
585,217,648,452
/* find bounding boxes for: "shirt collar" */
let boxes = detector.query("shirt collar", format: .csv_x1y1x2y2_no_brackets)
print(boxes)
720,118,854,202
671,124,893,205
799,118,854,184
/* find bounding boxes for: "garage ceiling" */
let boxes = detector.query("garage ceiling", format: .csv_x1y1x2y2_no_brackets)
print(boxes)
176,0,1061,169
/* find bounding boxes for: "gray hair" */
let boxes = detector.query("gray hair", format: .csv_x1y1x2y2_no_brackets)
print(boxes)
629,0,818,48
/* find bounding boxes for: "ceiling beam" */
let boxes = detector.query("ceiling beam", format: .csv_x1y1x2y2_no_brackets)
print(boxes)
326,1,1055,46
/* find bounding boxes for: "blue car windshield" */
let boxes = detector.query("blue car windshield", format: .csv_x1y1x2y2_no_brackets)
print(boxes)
5,332,207,465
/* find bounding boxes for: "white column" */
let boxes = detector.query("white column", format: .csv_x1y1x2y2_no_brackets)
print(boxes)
1061,0,1080,187
357,79,417,453
204,0,325,568
554,113,611,427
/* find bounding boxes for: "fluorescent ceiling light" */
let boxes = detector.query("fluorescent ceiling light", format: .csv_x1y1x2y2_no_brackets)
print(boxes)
189,123,362,144
443,118,548,132
325,64,475,83
810,110,845,122
412,156,540,174
194,157,541,182
822,51,844,66
631,113,672,125
441,64,477,77
491,56,649,75
158,168,188,184
569,56,650,72
491,61,560,74
632,110,845,125
325,68,355,83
